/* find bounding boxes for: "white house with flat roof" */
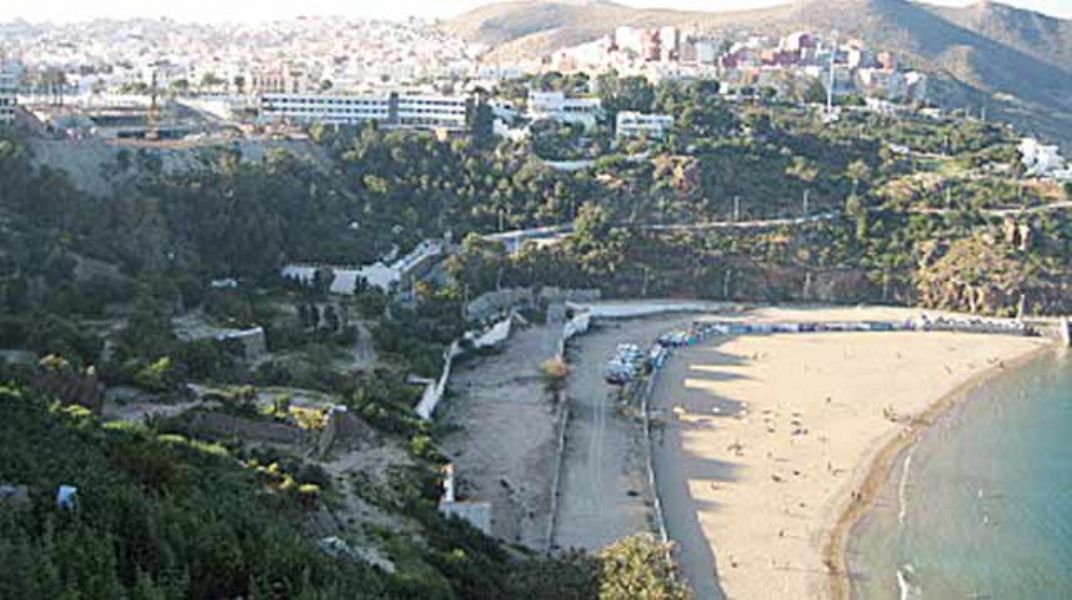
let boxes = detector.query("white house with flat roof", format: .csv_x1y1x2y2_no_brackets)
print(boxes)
1019,138,1068,179
616,111,673,139
527,91,602,128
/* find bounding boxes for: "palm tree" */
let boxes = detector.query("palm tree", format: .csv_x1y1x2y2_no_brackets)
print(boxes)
847,160,872,196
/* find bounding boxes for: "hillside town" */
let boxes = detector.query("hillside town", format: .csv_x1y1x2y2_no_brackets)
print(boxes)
524,26,929,104
1,18,931,140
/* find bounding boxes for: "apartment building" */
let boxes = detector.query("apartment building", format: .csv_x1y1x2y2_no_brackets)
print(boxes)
395,95,470,130
0,71,16,125
260,92,471,130
527,91,602,128
616,111,674,139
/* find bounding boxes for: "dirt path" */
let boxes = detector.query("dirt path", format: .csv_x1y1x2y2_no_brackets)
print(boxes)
439,323,563,548
552,315,692,552
101,399,214,424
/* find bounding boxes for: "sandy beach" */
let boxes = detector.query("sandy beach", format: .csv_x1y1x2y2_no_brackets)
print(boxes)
645,306,1053,599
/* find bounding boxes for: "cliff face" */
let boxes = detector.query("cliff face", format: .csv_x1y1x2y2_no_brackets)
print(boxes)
915,235,1071,317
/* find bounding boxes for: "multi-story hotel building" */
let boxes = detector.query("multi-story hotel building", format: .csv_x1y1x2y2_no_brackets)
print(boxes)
259,92,471,131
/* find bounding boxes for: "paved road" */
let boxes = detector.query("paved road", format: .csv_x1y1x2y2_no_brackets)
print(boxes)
552,315,694,552
908,200,1072,217
486,213,840,253
486,200,1072,252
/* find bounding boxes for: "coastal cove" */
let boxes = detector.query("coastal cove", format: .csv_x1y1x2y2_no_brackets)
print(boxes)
583,305,1055,598
847,347,1072,599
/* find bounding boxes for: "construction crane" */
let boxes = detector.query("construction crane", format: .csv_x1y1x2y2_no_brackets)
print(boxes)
145,70,161,141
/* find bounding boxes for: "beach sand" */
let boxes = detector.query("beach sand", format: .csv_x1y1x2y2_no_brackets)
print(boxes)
647,306,1052,599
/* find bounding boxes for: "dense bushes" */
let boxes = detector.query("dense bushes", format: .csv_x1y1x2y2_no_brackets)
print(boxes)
0,385,390,598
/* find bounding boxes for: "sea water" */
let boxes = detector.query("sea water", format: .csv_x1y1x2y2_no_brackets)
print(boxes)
848,350,1072,599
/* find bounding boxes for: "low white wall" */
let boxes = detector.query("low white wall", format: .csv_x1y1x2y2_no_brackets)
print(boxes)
468,316,513,349
281,263,398,294
415,312,516,420
415,340,461,421
565,300,731,320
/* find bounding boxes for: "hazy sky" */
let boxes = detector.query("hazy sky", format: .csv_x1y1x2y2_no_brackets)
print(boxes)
4,0,1070,23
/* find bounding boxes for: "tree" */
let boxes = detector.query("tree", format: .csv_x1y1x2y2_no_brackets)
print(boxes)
844,194,868,241
169,79,189,94
199,72,224,90
597,534,690,600
470,102,496,145
574,202,611,243
322,305,340,333
540,358,569,402
802,79,828,105
599,73,655,116
312,268,335,297
847,160,872,196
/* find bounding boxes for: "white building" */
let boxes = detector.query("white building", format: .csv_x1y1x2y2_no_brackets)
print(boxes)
694,39,720,65
527,91,602,128
260,92,471,130
0,70,16,125
616,111,673,139
1019,138,1068,179
282,239,444,294
395,94,470,130
614,26,646,55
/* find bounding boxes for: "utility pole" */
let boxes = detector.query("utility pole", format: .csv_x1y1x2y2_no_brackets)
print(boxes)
803,189,810,217
734,196,741,222
723,269,732,300
827,33,838,116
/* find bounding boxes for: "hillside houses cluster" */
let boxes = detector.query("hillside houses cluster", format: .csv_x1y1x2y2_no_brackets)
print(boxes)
535,27,928,104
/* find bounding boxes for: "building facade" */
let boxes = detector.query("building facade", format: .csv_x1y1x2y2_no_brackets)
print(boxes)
616,111,674,139
0,71,16,125
260,92,471,130
527,91,602,128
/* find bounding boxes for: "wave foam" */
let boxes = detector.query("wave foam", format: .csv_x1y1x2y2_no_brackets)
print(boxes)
897,563,922,600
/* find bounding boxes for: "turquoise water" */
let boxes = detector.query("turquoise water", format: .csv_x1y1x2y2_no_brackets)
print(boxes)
849,350,1072,599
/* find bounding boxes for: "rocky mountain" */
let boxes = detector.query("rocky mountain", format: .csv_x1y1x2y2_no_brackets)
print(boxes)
447,0,1072,147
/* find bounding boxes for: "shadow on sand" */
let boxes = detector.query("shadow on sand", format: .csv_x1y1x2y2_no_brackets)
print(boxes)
651,337,757,600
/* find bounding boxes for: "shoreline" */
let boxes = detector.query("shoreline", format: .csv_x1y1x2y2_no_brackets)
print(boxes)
636,306,1052,598
821,342,1057,600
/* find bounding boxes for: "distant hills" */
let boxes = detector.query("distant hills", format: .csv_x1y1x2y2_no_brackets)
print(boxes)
446,0,1072,148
